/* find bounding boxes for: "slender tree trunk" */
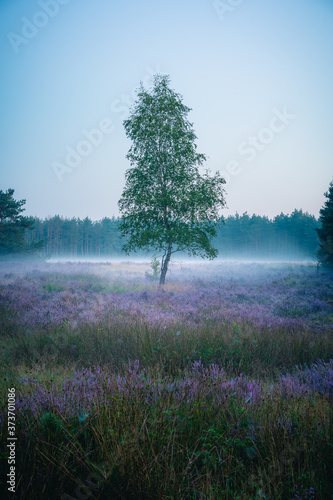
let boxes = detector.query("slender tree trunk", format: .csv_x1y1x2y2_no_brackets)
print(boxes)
160,242,172,285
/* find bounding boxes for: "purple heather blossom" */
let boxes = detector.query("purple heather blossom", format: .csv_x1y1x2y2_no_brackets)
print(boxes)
1,261,332,331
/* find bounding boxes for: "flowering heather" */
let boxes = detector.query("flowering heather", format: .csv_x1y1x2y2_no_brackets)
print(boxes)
280,359,333,398
14,358,332,421
0,261,332,499
3,358,332,499
0,261,332,331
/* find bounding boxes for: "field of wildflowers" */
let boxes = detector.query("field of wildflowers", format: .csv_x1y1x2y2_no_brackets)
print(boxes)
0,260,332,499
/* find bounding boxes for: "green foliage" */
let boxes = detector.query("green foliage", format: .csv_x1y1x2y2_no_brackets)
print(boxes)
151,256,160,277
316,179,333,269
39,412,64,437
118,74,226,283
0,188,43,256
215,209,319,258
145,256,161,281
24,211,319,259
24,215,123,257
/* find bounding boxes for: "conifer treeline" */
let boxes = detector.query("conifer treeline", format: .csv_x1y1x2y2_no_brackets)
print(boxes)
24,210,319,259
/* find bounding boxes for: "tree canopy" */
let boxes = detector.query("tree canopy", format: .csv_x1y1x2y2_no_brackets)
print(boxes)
316,179,333,269
0,189,43,257
118,74,226,284
23,211,319,259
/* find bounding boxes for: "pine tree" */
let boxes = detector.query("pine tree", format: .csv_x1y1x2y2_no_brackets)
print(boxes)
316,180,333,269
0,189,43,256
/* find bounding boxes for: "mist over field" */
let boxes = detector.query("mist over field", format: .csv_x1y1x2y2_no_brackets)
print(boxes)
45,256,317,265
1,260,332,498
0,256,319,280
1,0,333,497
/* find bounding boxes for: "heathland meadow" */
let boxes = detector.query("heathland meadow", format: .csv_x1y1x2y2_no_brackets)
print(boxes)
0,260,332,499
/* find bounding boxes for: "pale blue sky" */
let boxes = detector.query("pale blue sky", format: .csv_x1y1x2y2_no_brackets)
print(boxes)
1,0,332,220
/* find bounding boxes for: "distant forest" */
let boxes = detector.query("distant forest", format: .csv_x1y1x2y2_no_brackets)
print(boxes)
24,210,319,260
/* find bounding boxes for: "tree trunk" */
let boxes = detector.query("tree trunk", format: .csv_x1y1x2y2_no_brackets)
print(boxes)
160,242,172,285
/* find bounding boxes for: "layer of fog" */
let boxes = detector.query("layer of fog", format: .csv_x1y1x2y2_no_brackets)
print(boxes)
0,257,320,286
47,256,316,265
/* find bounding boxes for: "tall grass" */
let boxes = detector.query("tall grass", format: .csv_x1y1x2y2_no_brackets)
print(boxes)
0,262,332,499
